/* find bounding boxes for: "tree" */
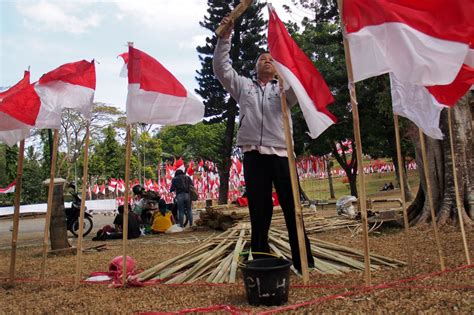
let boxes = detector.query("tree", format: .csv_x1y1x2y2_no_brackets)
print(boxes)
196,0,266,204
407,93,473,226
89,126,124,181
157,122,226,161
22,146,45,204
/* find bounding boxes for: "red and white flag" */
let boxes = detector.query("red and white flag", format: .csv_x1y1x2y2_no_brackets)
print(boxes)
173,158,185,172
390,65,474,139
120,47,204,125
343,0,473,85
0,182,16,194
0,61,96,145
267,4,336,139
186,161,194,177
99,183,106,195
93,184,99,195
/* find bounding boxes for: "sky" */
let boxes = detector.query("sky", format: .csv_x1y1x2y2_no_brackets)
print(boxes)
0,0,304,112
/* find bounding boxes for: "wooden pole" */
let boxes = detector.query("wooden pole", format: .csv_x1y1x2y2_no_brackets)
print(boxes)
393,115,414,273
40,129,59,283
215,0,253,37
337,0,372,286
74,124,91,285
122,125,132,286
9,140,25,285
447,108,471,264
418,129,446,271
280,88,310,284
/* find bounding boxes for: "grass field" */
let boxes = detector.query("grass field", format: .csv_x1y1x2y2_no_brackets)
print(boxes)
300,170,420,201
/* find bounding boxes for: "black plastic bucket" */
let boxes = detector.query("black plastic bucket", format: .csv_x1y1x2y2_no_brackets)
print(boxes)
240,258,292,306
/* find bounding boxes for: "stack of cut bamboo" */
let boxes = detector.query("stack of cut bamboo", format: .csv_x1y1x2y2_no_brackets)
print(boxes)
132,223,405,284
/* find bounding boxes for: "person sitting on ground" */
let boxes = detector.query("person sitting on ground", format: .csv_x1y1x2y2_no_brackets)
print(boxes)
93,205,141,240
132,185,146,222
381,183,389,191
151,199,176,233
388,182,394,190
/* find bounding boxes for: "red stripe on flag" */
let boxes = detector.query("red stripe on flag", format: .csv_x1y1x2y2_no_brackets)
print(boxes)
343,0,473,44
127,47,187,97
39,60,96,90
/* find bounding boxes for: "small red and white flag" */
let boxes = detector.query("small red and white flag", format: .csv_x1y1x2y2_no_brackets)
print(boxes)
186,161,194,177
0,61,96,145
173,158,185,172
342,0,473,85
0,182,15,194
267,4,336,139
93,184,99,195
99,183,106,195
120,47,204,125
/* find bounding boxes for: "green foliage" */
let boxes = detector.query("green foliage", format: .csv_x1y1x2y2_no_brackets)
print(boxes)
157,122,226,161
89,126,124,180
22,146,45,204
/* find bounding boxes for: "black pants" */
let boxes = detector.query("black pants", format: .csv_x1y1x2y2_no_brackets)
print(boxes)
243,151,314,271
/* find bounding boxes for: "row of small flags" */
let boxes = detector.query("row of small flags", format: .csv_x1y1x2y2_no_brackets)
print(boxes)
297,158,417,179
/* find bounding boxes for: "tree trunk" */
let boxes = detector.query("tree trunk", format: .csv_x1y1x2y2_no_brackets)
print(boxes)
407,92,473,226
392,153,414,201
327,159,336,199
218,107,236,205
332,141,358,197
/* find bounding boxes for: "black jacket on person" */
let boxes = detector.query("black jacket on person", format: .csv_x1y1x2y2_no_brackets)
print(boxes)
170,170,192,195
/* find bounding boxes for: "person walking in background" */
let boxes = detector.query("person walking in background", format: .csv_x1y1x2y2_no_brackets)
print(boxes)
212,16,314,273
170,169,194,227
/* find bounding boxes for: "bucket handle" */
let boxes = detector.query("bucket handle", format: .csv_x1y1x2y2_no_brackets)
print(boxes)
238,251,282,267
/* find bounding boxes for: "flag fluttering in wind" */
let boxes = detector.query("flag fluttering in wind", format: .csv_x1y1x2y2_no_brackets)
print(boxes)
390,64,474,139
267,4,336,139
120,47,204,125
0,61,96,145
0,182,16,194
343,0,473,85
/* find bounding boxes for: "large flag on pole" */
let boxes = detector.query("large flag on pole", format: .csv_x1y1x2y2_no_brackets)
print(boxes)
0,61,96,145
120,47,204,125
343,0,473,85
267,4,336,139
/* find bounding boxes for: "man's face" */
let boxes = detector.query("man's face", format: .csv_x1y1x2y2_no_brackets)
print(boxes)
256,53,276,78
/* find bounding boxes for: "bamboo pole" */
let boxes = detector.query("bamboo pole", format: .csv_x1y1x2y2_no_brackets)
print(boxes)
418,129,446,271
40,129,59,283
9,140,25,285
280,88,310,284
447,108,471,264
336,0,372,286
122,124,132,286
393,115,414,273
74,124,91,285
215,0,253,37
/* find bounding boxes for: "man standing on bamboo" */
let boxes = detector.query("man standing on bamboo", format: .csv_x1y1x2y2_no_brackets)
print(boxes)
212,17,314,273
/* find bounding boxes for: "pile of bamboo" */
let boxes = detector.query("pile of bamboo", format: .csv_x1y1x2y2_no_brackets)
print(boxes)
195,207,248,230
131,223,405,285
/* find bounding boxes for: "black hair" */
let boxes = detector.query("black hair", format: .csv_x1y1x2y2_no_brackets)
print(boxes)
174,169,185,176
158,199,167,216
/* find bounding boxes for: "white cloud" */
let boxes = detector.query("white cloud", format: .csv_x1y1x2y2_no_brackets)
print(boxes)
16,0,102,34
114,0,207,31
178,34,209,49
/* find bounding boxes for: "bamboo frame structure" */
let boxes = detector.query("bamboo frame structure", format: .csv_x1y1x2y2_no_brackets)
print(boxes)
336,0,372,286
40,129,59,283
9,140,25,285
280,88,310,284
74,124,91,285
418,129,446,271
393,115,414,273
447,108,471,264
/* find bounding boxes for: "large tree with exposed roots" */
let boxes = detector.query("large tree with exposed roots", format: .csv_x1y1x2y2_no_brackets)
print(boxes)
407,92,473,226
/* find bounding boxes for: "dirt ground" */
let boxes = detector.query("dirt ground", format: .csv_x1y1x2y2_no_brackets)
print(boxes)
0,206,473,314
